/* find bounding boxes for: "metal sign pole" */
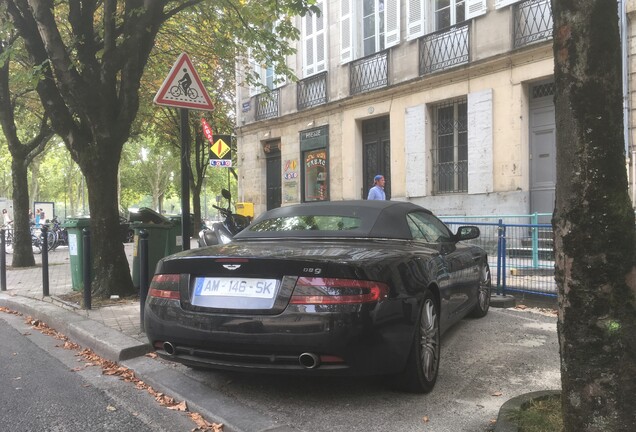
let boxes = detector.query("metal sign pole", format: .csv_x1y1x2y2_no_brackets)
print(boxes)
180,108,191,251
153,53,214,252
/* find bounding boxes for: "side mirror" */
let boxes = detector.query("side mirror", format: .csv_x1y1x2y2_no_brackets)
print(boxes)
455,225,480,241
221,189,232,200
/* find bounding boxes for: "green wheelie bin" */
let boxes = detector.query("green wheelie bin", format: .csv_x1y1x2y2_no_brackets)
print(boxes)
131,208,177,289
62,217,92,291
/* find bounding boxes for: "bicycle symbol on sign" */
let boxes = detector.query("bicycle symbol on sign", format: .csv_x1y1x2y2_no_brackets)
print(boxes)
170,68,199,100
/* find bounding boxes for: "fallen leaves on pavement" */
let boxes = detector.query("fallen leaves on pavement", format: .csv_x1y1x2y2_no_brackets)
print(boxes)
0,306,21,315
168,401,188,412
514,304,558,317
0,310,224,431
190,412,224,432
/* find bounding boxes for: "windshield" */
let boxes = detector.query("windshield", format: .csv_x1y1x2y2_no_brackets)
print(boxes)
249,215,362,232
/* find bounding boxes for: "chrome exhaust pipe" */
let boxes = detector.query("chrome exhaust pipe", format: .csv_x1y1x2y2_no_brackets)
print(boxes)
163,341,176,355
298,352,320,369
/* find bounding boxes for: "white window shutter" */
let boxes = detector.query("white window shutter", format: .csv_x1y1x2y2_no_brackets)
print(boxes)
384,0,400,48
495,0,521,9
405,105,427,198
248,49,262,96
303,13,316,76
316,33,326,73
340,0,353,64
465,0,487,20
315,1,327,73
467,89,493,195
406,0,426,40
303,2,327,77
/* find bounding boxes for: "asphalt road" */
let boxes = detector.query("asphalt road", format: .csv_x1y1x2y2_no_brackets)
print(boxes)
0,312,198,432
128,307,562,432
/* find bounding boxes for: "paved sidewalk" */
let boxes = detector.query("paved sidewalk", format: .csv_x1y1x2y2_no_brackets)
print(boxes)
1,242,147,343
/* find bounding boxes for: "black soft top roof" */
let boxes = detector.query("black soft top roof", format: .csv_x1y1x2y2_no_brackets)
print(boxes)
234,200,433,240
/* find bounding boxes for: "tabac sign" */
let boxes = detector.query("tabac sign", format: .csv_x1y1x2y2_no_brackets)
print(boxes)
209,135,232,167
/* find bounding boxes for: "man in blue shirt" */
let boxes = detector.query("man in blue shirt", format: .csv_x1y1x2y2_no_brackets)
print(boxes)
367,174,386,200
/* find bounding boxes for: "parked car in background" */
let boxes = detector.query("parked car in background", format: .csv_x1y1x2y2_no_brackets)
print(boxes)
144,200,491,393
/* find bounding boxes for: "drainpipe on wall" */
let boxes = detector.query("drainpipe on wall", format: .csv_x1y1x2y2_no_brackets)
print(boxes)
620,0,634,206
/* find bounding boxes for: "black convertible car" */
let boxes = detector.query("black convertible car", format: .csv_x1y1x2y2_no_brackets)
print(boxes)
144,200,491,393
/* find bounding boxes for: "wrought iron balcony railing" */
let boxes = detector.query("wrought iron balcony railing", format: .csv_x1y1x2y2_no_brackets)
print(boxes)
514,0,553,48
255,89,280,121
297,72,328,110
419,23,470,76
350,50,389,95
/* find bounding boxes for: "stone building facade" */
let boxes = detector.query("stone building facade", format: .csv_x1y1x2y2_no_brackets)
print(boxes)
234,0,636,219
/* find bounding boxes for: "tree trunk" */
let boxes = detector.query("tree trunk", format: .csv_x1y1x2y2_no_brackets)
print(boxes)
10,158,35,267
552,1,636,430
81,149,135,299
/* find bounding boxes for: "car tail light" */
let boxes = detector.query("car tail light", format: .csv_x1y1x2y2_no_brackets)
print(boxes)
290,277,389,305
148,274,180,300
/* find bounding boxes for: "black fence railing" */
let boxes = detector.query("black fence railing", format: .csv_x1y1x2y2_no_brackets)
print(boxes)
297,72,328,111
419,22,469,75
514,0,553,48
350,50,389,95
255,89,280,121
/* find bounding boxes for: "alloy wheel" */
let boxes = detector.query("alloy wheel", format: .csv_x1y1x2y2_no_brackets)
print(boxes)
419,298,439,381
478,265,491,311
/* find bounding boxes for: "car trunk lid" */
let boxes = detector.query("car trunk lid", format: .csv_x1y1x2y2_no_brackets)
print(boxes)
155,239,405,315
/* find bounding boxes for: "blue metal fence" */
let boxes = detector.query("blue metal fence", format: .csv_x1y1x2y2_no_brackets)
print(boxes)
442,214,557,297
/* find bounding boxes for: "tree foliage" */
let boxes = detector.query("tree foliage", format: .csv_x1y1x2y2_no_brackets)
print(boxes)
0,0,316,298
0,26,53,267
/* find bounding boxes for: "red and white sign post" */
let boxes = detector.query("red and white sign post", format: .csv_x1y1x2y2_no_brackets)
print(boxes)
154,53,213,251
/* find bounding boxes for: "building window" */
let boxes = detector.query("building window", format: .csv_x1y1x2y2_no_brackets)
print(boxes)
434,0,465,31
363,0,385,56
248,52,284,96
247,21,287,96
302,0,327,77
432,99,467,193
340,0,399,63
407,0,485,40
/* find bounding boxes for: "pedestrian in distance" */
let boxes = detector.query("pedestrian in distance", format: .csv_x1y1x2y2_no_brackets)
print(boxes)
35,208,41,228
2,208,11,227
367,174,386,200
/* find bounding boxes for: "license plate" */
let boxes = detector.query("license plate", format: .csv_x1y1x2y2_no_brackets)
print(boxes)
193,277,278,299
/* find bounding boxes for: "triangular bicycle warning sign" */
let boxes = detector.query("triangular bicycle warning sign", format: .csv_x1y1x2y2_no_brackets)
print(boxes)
154,53,214,111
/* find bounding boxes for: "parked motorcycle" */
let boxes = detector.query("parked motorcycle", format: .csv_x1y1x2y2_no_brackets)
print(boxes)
198,189,251,246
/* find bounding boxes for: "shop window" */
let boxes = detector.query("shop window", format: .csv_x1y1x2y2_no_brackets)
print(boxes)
300,126,329,202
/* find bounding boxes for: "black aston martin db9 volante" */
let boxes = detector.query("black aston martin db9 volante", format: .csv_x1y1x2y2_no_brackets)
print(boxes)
144,200,491,393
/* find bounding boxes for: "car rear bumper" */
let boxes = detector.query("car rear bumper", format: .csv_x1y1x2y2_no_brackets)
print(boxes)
144,298,415,376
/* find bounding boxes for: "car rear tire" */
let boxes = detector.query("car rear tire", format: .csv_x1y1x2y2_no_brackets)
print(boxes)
393,289,440,393
469,264,491,318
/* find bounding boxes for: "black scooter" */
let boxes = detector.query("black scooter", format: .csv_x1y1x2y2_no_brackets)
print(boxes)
198,189,251,246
